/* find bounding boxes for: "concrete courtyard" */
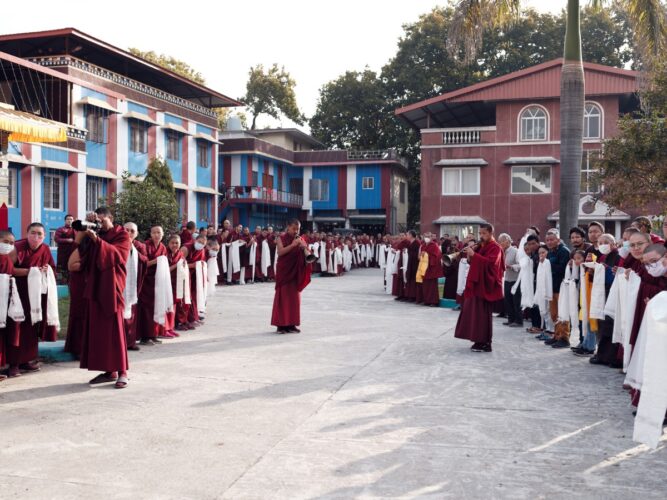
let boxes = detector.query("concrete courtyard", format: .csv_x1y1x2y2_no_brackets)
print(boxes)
1,268,666,499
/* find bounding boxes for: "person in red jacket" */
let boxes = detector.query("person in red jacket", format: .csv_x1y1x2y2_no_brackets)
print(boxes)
454,223,505,353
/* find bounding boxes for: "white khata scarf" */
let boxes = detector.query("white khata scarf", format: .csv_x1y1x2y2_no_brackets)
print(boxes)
378,244,387,270
27,266,59,329
123,244,139,319
512,234,535,309
249,241,257,281
195,260,207,314
457,258,470,296
226,240,244,282
558,264,580,340
153,255,174,327
533,259,553,316
220,242,229,274
319,243,328,272
262,239,272,276
0,274,23,327
402,248,408,284
176,259,192,305
604,269,641,371
207,255,220,296
588,263,607,320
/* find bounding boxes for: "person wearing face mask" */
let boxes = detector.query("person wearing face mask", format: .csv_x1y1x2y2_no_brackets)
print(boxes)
419,233,444,307
586,221,604,259
54,214,75,284
75,207,131,389
0,230,20,382
590,234,623,367
5,223,58,378
120,222,147,352
137,226,170,345
181,233,208,328
617,227,639,261
205,236,221,296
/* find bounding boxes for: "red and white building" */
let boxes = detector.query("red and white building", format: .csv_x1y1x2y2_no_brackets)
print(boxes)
396,59,641,240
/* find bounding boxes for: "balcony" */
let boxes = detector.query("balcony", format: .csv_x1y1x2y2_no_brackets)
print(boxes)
442,126,496,145
224,186,303,207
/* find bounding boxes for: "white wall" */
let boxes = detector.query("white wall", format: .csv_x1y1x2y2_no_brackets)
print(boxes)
302,166,312,212
346,165,356,210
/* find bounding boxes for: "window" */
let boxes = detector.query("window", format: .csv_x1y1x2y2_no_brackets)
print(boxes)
86,177,105,212
130,121,148,153
519,106,548,141
49,230,57,249
166,131,180,161
581,150,601,194
362,177,375,190
198,196,209,222
86,106,108,143
7,168,17,207
251,171,259,186
399,181,406,203
197,142,210,168
43,173,64,210
584,103,602,140
441,168,480,196
309,178,329,201
511,165,552,194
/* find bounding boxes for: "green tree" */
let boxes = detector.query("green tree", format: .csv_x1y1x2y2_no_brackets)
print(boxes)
111,157,180,239
447,0,666,234
242,64,305,129
129,48,207,85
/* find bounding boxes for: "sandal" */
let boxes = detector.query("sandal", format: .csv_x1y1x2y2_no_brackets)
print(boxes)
115,376,128,389
89,372,117,384
8,366,21,378
0,374,7,382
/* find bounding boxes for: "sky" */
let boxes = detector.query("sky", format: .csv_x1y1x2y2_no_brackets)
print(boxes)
2,0,563,130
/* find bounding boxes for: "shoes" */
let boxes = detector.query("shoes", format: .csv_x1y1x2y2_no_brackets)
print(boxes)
544,338,558,345
140,339,155,346
287,326,301,333
552,340,570,348
570,343,582,351
589,356,606,365
502,321,511,326
276,327,289,334
536,333,551,341
19,362,40,373
508,323,524,328
471,343,492,352
573,348,594,357
127,345,141,351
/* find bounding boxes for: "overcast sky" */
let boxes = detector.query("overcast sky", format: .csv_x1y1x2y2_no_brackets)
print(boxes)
3,0,562,129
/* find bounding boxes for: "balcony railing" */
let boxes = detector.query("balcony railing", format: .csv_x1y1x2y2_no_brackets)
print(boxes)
442,126,496,145
225,186,303,206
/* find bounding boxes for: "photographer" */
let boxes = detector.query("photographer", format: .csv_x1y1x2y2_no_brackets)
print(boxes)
73,207,131,389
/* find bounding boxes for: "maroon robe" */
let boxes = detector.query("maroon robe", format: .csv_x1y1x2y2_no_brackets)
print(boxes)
422,241,444,306
392,241,408,296
136,240,168,340
404,240,420,300
216,230,232,284
271,233,312,328
54,225,75,272
443,259,459,300
454,239,504,345
185,242,207,323
180,229,193,246
0,255,19,367
123,240,148,348
168,249,186,324
79,225,131,372
64,269,86,358
5,240,58,367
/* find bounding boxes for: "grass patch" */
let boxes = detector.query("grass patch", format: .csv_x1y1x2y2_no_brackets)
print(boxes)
58,296,70,340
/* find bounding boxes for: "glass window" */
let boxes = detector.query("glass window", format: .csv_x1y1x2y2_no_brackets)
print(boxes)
86,177,105,212
251,171,258,186
7,167,17,207
309,178,329,201
584,103,602,140
519,106,547,141
49,230,57,249
511,165,552,194
581,150,601,194
362,177,374,190
441,168,480,195
166,131,180,161
43,173,64,210
86,106,108,144
197,141,210,168
399,181,406,203
198,195,209,222
130,121,148,153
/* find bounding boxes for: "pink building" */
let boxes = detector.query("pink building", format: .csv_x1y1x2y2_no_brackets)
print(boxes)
396,59,640,241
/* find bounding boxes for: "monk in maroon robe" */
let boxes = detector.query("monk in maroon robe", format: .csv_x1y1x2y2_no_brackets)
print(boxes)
122,224,148,351
392,236,408,297
402,232,420,302
180,221,196,246
54,214,75,282
0,230,19,381
454,224,505,352
216,220,232,285
182,233,208,326
167,235,186,332
64,229,86,359
6,223,58,377
271,219,312,333
421,233,444,306
137,226,169,344
76,207,131,388
240,227,254,282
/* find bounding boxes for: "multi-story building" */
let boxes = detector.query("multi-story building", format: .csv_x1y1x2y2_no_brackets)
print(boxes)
0,28,239,244
219,128,409,234
395,59,641,240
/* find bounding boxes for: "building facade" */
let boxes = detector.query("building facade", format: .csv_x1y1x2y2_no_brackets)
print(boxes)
396,59,641,241
0,28,239,245
219,129,408,233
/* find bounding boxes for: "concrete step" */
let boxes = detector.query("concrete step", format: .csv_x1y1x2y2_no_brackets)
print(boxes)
39,340,75,362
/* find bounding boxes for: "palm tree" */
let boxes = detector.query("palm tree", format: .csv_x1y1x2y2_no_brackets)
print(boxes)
448,0,666,235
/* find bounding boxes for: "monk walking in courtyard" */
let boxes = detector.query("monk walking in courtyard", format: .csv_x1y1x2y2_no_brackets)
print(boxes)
271,219,313,334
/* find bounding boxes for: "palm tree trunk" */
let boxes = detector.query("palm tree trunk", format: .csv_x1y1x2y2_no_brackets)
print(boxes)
559,0,585,234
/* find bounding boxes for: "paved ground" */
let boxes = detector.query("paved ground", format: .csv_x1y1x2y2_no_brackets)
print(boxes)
1,269,666,499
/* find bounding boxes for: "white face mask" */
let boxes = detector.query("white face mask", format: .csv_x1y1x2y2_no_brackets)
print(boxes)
645,261,667,277
194,242,205,251
0,243,14,255
208,250,218,257
598,244,611,255
424,237,431,244
618,241,630,258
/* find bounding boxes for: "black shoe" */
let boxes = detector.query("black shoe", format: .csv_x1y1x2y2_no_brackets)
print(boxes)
544,338,558,345
128,345,140,351
574,348,594,357
140,339,155,346
552,340,570,348
589,356,605,365
609,360,623,369
508,322,524,328
502,321,511,326
472,343,492,352
570,343,582,351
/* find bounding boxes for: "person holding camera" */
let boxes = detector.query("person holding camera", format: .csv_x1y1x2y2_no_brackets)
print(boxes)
271,219,313,334
74,207,131,389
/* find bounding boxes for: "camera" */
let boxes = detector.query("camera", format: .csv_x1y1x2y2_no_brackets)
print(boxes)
72,219,102,232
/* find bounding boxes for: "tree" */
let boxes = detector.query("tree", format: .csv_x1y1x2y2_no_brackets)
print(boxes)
596,64,667,212
447,0,666,234
111,157,180,239
129,48,207,85
242,64,305,129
